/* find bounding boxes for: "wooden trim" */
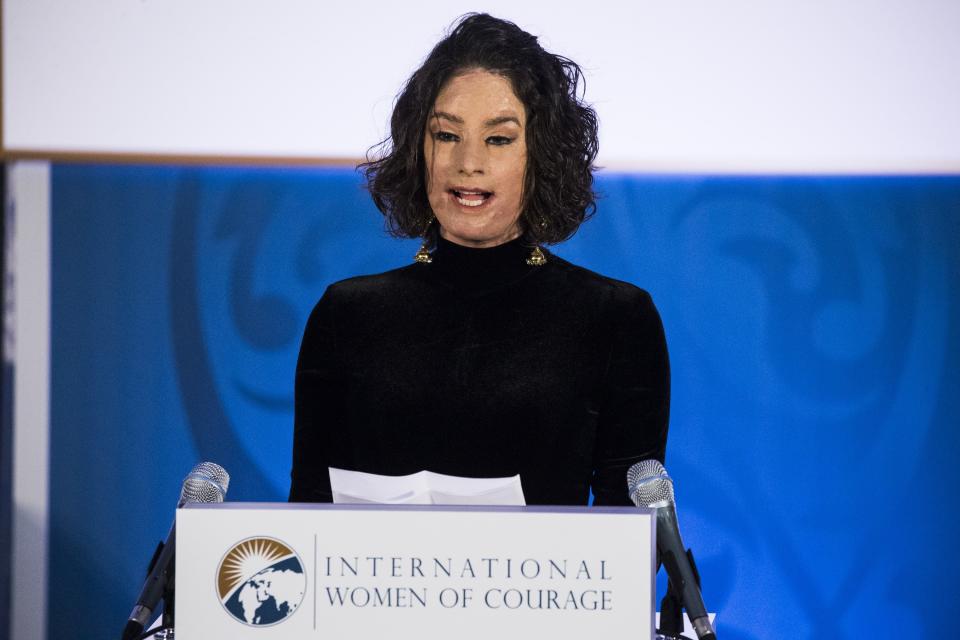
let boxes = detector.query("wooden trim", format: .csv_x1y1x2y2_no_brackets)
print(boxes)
5,149,957,175
0,149,364,168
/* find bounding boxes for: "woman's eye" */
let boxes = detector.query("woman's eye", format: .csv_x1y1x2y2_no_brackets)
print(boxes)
433,131,459,142
487,136,514,146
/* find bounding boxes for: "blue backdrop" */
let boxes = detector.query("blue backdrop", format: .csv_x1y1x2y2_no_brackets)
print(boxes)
49,165,959,638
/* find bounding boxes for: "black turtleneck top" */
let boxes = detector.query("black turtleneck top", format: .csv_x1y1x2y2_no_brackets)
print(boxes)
289,235,670,506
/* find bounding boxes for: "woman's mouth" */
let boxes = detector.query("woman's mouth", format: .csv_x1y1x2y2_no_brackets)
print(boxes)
450,189,493,208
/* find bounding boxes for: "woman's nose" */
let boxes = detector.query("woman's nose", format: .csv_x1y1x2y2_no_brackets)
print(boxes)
456,137,485,175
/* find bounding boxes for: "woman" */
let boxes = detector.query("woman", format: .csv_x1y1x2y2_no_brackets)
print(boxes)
289,13,669,506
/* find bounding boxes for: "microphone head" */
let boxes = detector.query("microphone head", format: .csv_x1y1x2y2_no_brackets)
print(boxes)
179,462,230,505
626,459,674,508
192,461,230,494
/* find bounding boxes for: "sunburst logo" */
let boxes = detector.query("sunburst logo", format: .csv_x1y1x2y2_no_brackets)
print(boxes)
216,537,306,626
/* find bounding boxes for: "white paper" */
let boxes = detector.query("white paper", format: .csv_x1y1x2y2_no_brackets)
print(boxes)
329,468,525,506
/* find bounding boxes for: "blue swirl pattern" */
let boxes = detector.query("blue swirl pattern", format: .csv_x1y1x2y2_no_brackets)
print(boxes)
47,165,959,639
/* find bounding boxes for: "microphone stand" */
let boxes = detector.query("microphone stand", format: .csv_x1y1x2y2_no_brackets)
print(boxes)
131,539,176,640
659,579,684,638
160,570,175,637
656,548,705,640
154,539,176,639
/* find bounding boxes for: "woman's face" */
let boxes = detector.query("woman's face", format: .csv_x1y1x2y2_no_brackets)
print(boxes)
424,68,528,248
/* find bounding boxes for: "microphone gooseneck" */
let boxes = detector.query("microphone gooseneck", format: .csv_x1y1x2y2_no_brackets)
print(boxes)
627,460,717,640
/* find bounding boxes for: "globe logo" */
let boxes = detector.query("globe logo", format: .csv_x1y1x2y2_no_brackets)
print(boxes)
216,537,306,626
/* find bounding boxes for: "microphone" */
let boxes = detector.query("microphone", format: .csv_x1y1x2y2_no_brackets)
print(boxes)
121,462,230,640
628,459,716,640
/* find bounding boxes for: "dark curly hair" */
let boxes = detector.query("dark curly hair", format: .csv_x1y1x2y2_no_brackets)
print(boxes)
360,13,599,246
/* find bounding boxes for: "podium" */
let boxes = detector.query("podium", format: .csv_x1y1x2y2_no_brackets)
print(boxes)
174,502,656,639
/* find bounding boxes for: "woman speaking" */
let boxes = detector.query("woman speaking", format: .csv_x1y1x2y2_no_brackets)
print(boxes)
289,13,669,507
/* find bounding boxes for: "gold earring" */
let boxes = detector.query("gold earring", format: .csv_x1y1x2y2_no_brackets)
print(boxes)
526,246,547,266
413,241,433,264
413,216,435,264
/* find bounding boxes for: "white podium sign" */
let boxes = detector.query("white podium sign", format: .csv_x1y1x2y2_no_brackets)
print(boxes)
176,503,655,639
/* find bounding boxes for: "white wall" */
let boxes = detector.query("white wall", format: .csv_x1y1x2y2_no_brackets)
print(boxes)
4,0,959,172
6,161,51,640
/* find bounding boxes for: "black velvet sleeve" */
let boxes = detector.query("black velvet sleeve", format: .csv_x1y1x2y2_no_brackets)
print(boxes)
590,288,671,506
288,286,341,502
288,258,671,507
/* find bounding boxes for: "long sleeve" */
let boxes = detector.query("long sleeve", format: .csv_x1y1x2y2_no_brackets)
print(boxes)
590,288,671,506
288,286,343,502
